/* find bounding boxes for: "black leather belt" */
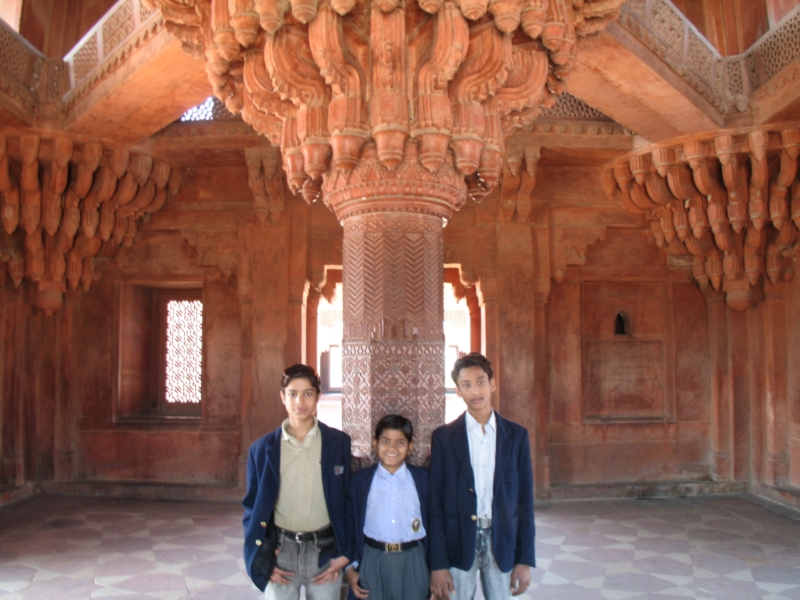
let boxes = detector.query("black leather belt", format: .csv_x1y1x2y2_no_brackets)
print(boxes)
365,536,422,553
278,525,334,544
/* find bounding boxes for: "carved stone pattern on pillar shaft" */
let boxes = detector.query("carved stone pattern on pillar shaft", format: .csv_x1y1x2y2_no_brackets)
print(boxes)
342,212,444,462
604,126,800,312
0,134,184,315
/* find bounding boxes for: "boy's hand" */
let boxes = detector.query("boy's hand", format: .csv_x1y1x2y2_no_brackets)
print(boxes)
510,564,531,596
430,569,454,599
312,555,349,585
346,567,370,599
270,549,295,584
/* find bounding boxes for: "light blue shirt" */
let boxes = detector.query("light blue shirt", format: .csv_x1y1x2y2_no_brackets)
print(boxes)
466,410,496,519
363,463,426,543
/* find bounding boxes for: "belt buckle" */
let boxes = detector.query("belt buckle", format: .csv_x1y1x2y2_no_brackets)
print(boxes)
385,542,401,552
295,531,303,543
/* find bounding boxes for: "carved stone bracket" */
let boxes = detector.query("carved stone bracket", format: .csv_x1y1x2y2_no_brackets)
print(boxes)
0,133,184,314
245,144,286,224
604,125,800,311
497,145,540,222
550,226,606,284
152,0,623,201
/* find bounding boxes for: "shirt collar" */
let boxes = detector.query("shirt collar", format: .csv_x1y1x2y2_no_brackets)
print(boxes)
466,410,495,433
281,418,320,443
376,461,408,483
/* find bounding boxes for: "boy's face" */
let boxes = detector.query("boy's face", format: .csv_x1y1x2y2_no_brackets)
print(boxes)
373,428,412,474
455,365,496,416
280,377,319,425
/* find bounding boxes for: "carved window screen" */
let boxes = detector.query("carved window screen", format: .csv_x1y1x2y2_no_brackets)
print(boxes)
117,284,203,420
165,300,203,404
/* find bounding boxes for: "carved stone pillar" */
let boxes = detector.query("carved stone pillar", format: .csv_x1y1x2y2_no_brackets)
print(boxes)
465,285,481,353
151,0,624,459
762,288,790,487
306,287,321,370
330,142,463,460
342,212,445,460
707,291,733,482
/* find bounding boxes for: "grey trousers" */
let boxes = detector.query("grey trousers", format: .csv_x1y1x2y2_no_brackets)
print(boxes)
264,534,342,600
358,542,430,600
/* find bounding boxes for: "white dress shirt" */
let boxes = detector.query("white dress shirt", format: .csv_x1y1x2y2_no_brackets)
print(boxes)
363,463,426,543
466,410,496,520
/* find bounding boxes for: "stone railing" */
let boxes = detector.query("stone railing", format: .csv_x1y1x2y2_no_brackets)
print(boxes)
618,0,800,115
62,0,161,109
0,19,68,123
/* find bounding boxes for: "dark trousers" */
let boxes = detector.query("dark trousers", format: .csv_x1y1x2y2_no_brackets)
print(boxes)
358,542,429,600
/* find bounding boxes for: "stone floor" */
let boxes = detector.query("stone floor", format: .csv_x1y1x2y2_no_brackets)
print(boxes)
0,494,799,599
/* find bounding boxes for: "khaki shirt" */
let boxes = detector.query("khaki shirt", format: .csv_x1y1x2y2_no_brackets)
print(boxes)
273,418,331,532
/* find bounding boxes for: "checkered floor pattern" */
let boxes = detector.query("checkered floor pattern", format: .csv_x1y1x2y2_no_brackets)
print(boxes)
0,494,798,599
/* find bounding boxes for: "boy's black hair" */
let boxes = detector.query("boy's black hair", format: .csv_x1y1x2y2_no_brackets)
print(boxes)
451,352,494,384
374,414,413,443
280,364,321,394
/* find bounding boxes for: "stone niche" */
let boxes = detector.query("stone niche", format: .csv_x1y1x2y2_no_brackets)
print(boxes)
548,229,712,487
582,280,673,422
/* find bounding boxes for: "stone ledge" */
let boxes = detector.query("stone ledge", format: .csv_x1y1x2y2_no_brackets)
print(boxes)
0,482,37,508
539,479,747,501
39,480,244,503
752,483,800,515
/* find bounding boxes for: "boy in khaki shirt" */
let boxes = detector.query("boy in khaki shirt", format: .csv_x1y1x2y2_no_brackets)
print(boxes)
243,364,352,599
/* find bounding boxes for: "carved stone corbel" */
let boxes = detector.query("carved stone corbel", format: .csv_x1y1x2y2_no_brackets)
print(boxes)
309,2,368,171
414,2,469,173
449,24,511,176
369,7,408,169
265,25,332,185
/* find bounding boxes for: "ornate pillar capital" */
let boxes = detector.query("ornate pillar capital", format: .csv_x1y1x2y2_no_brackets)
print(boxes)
154,0,624,204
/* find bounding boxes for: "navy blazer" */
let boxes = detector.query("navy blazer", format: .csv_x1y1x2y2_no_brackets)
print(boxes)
347,463,430,564
346,463,430,600
428,411,535,573
242,421,352,591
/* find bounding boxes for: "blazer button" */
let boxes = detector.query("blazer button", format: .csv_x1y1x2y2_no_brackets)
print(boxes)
255,539,262,546
469,488,474,494
261,521,267,528
471,515,477,521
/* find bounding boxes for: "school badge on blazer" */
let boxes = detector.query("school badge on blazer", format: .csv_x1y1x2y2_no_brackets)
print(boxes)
334,465,345,475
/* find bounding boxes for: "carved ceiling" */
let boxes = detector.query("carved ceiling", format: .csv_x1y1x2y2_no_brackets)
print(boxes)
1,0,800,315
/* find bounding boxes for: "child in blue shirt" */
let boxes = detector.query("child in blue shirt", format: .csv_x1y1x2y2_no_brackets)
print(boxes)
345,415,430,600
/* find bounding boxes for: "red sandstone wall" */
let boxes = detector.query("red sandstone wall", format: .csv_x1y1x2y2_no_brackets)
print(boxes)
1,156,797,500
547,230,712,486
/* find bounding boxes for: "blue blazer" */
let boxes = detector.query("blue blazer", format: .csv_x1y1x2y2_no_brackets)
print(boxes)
242,421,352,591
347,463,430,564
428,411,535,573
346,463,430,600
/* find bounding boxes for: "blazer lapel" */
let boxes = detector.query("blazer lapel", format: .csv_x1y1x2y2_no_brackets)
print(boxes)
266,433,281,487
320,423,334,492
359,464,379,520
451,415,475,487
493,413,512,496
